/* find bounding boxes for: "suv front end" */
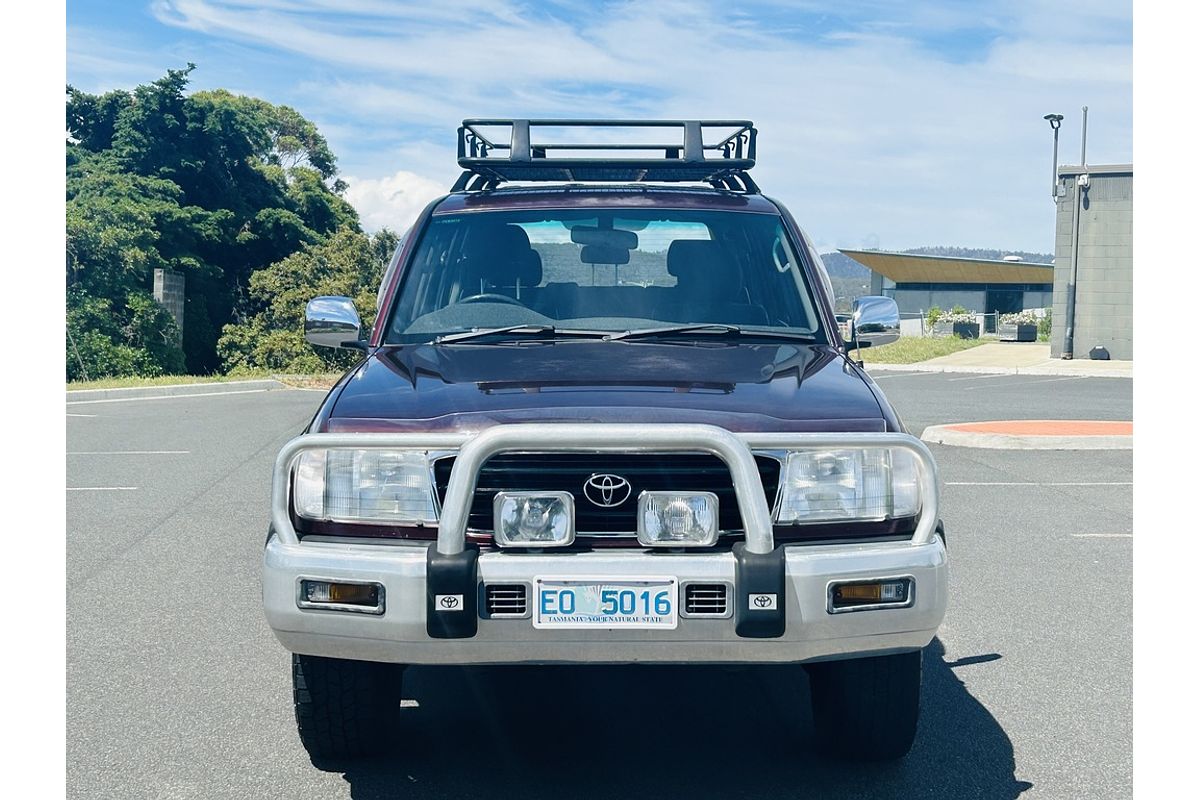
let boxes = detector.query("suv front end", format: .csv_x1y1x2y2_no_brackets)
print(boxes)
264,119,948,763
266,424,946,665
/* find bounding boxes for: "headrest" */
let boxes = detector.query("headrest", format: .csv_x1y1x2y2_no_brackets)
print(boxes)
667,240,742,295
462,224,543,288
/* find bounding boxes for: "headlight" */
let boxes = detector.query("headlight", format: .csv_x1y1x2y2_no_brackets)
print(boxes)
776,448,920,523
293,449,437,524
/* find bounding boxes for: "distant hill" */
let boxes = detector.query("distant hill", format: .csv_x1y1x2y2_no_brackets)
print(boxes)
819,251,871,279
900,246,1054,264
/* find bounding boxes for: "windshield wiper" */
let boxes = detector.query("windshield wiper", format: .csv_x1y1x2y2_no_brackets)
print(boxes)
604,324,817,343
433,325,609,344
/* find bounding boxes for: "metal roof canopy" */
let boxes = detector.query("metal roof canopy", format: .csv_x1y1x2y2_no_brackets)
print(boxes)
1057,163,1132,177
839,249,1055,285
454,119,758,192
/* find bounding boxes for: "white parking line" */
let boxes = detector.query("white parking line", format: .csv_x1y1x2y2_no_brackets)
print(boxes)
66,388,270,405
947,373,1014,382
868,371,942,380
66,487,138,491
963,376,1086,391
947,481,1132,486
67,450,190,455
67,413,97,418
1071,533,1133,538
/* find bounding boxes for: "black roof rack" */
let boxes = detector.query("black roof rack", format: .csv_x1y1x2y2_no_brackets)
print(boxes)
453,119,759,193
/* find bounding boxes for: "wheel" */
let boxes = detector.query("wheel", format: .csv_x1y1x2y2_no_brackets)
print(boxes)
456,292,525,306
806,650,922,761
292,654,403,760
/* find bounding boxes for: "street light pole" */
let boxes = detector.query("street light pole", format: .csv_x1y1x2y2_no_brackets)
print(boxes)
1044,114,1063,200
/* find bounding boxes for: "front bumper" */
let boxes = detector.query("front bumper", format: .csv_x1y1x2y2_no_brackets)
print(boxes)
264,536,947,665
264,424,948,665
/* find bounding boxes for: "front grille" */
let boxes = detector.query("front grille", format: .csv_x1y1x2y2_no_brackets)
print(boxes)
433,453,781,536
485,584,528,616
684,584,729,616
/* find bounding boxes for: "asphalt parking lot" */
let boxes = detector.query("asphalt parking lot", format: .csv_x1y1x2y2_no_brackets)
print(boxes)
66,372,1132,799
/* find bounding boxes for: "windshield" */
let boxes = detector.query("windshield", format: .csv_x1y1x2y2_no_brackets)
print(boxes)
383,209,825,344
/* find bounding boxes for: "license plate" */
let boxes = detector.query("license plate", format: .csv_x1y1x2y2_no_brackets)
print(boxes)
533,577,678,629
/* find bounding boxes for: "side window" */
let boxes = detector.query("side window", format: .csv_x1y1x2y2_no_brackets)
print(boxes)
376,230,409,313
743,221,818,332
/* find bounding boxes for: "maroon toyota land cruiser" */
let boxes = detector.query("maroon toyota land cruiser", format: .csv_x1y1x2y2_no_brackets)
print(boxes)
264,120,947,762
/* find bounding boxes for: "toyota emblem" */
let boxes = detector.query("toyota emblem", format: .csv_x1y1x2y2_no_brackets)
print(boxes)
583,474,632,507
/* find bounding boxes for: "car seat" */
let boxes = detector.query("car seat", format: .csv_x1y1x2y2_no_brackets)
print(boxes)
458,224,543,301
654,240,769,325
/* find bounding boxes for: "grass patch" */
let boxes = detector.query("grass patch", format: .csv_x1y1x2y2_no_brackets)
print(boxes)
67,371,342,391
275,373,343,390
857,336,988,364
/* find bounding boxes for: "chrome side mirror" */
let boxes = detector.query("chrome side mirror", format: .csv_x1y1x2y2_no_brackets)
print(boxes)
850,296,900,349
305,296,363,349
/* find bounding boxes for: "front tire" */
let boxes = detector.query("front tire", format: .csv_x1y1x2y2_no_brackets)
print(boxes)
806,650,922,761
293,654,403,760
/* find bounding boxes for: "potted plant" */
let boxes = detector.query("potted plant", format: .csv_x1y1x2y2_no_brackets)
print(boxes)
933,306,979,339
998,310,1039,342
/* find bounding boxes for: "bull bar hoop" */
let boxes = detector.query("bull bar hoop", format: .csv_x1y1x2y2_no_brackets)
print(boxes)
270,425,940,553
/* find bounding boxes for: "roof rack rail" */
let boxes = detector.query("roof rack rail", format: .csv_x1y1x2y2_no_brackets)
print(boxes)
452,119,759,193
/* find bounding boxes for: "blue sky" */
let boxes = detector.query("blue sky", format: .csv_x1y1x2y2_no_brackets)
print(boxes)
67,0,1132,253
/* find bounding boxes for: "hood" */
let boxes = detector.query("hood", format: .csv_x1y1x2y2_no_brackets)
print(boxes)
323,341,887,433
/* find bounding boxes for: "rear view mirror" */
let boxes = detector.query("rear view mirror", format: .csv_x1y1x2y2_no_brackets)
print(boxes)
570,226,638,250
305,296,364,349
849,296,899,349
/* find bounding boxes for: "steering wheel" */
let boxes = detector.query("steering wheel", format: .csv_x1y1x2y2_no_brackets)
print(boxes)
457,293,526,307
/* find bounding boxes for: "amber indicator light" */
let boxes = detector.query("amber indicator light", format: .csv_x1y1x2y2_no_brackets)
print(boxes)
302,580,380,607
831,579,910,609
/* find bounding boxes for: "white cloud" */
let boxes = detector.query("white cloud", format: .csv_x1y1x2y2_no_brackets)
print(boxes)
125,1,1132,251
342,170,447,233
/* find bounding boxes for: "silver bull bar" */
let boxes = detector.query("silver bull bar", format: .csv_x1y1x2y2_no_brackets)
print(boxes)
270,424,940,551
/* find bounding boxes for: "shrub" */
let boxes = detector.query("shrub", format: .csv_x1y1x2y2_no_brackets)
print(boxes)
66,287,185,381
217,226,398,373
1038,308,1052,341
939,310,978,325
1000,310,1040,326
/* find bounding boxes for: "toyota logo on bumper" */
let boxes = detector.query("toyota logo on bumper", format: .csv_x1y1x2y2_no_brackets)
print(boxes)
583,474,632,507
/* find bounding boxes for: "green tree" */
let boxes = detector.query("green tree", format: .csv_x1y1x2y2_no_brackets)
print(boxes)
66,66,361,379
218,226,399,373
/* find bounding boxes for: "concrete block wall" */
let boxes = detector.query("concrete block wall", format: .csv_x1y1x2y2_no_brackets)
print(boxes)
1050,167,1133,360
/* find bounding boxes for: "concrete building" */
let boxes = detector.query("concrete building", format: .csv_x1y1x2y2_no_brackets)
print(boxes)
1050,164,1132,360
838,249,1054,329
